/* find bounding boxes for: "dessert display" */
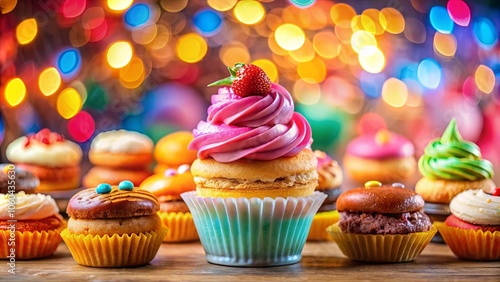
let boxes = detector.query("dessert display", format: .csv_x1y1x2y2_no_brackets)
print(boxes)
307,150,343,241
182,63,326,266
83,130,153,188
6,128,82,192
154,131,198,174
327,181,436,262
343,128,417,184
61,180,168,267
416,119,495,242
435,188,500,260
0,164,64,259
140,164,199,242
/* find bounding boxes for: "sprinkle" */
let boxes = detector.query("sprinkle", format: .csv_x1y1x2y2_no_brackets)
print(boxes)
365,180,382,188
118,180,134,191
486,198,492,203
392,182,405,188
177,164,190,174
164,168,177,177
96,183,112,194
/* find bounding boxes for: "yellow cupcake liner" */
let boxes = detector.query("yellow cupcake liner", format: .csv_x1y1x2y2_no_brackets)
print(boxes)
307,210,340,241
326,223,437,262
435,222,500,261
159,212,199,242
61,226,168,267
0,226,64,260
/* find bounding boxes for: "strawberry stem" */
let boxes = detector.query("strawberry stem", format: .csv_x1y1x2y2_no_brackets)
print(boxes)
207,63,245,87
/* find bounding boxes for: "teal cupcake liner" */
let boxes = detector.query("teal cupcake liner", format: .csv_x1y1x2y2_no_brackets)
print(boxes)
181,191,326,267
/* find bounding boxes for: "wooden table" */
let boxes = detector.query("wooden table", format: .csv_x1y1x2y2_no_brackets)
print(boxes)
8,241,499,281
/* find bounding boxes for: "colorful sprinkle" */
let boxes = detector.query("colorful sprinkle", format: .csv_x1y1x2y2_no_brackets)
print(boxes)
118,180,134,191
364,180,382,188
96,183,112,194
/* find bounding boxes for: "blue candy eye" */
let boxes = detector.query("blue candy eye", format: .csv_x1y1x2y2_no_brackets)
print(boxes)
96,183,112,194
118,180,134,191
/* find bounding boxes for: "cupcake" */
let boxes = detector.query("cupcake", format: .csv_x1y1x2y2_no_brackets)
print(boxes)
343,128,417,184
307,150,342,241
6,128,82,192
154,131,198,174
140,164,198,242
416,119,495,242
0,164,64,259
83,130,153,188
327,181,436,262
61,180,168,267
435,188,500,261
182,63,326,266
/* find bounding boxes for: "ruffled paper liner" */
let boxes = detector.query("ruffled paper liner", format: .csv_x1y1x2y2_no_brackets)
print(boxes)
435,222,500,261
61,226,168,267
307,210,339,241
181,191,326,266
159,211,199,242
0,226,64,260
326,223,437,262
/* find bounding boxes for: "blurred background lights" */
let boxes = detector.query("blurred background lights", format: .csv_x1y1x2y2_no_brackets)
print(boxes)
106,41,133,68
447,0,470,26
68,110,95,143
380,7,405,34
290,0,315,8
358,46,385,73
107,0,133,11
16,18,37,45
361,9,386,35
275,24,305,51
208,0,237,12
351,30,377,53
125,3,150,27
4,78,26,107
417,58,442,89
38,67,61,96
252,59,278,82
193,8,223,36
62,0,86,18
429,6,454,34
0,0,17,14
119,57,145,89
475,65,495,94
473,17,498,49
330,3,356,28
404,18,426,43
382,78,408,107
159,0,188,13
297,57,326,83
57,48,81,76
293,79,321,105
359,71,386,98
57,88,82,119
433,32,457,57
176,33,208,63
313,31,341,59
233,0,265,25
220,42,250,67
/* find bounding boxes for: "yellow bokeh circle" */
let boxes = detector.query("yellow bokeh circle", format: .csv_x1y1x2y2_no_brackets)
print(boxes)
107,41,133,69
38,67,61,96
358,46,385,73
176,33,208,63
275,24,305,51
233,0,265,25
4,78,26,107
57,88,82,119
475,65,495,94
382,78,408,107
16,18,37,45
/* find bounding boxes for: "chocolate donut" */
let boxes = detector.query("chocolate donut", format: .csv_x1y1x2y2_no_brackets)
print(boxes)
0,164,40,194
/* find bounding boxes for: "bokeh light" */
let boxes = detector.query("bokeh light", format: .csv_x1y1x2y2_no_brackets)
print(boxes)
0,0,17,14
160,0,188,12
16,18,37,45
119,57,145,89
361,9,386,35
252,59,278,82
208,0,237,11
330,3,356,28
4,78,26,107
429,6,454,34
351,30,377,53
297,56,326,82
473,17,498,49
289,38,315,63
359,71,386,98
475,65,495,94
380,7,405,34
294,79,321,105
57,48,81,77
433,32,457,57
124,3,150,27
358,46,385,73
417,58,442,89
382,78,408,107
404,18,426,43
62,0,86,18
233,0,265,25
68,110,95,142
220,42,250,67
107,0,133,11
106,41,133,69
313,31,341,59
38,67,61,96
57,87,82,119
290,0,315,8
275,24,305,51
193,8,223,36
176,33,208,63
447,0,470,26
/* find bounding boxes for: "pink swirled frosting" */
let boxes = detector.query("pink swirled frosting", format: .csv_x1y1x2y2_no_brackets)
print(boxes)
189,83,312,162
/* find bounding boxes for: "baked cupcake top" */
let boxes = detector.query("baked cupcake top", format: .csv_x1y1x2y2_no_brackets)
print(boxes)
0,191,59,220
67,181,159,219
449,189,500,225
91,130,154,154
337,181,425,214
140,164,195,202
346,129,414,159
0,164,39,194
189,63,312,163
6,129,82,167
418,119,494,181
314,150,343,190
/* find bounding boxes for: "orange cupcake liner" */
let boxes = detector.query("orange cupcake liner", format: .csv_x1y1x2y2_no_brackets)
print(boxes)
159,212,198,242
326,223,437,262
307,210,339,241
61,226,168,267
435,222,500,261
0,226,64,260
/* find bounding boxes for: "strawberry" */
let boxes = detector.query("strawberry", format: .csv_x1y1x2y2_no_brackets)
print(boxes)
492,187,500,197
208,63,271,97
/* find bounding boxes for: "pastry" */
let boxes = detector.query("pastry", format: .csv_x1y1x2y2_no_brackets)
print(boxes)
435,188,500,260
0,164,39,194
6,128,82,191
140,164,198,242
307,150,342,241
327,181,436,262
182,63,325,266
61,180,168,267
83,166,151,188
343,128,417,184
154,131,198,174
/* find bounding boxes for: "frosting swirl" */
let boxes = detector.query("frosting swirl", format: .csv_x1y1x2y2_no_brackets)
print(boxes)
449,189,500,225
6,137,82,167
189,83,312,163
0,191,59,220
418,119,494,180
